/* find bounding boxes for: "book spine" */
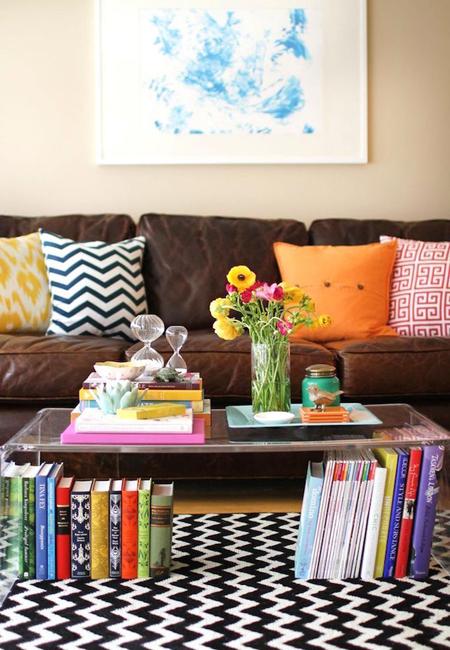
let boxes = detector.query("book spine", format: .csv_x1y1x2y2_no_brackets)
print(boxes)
80,399,204,413
7,477,22,574
121,491,138,579
360,467,387,579
150,494,174,578
22,477,36,579
90,492,109,579
0,476,8,571
109,492,121,578
395,448,422,578
410,446,444,579
70,492,91,578
374,454,397,578
138,490,150,578
47,478,56,580
383,452,409,577
56,488,71,580
35,475,48,579
79,388,202,401
295,473,323,579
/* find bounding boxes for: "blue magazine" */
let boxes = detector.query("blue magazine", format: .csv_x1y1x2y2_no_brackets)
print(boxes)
383,449,409,577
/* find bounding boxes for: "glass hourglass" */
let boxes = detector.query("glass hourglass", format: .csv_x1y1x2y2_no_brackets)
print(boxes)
130,314,165,374
165,325,188,374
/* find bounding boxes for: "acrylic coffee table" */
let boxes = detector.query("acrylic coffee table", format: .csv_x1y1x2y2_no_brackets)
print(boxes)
1,403,449,604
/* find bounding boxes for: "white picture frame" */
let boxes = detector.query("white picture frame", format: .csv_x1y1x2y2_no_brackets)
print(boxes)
97,0,367,164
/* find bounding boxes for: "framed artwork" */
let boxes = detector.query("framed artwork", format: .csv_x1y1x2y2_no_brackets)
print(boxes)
97,0,367,164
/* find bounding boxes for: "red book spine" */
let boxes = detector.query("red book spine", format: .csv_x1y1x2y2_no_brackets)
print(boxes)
56,478,74,580
394,447,423,578
121,489,138,579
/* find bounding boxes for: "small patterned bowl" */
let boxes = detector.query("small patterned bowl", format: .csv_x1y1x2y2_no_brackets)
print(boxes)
94,361,147,381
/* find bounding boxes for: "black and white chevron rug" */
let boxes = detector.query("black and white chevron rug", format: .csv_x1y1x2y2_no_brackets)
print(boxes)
0,512,449,650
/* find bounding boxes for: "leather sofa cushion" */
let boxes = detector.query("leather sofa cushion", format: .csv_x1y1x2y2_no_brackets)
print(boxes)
327,336,450,397
127,329,334,400
309,219,450,245
0,335,130,400
137,213,308,329
0,214,135,243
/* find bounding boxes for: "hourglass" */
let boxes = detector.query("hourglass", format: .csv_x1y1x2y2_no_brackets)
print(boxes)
165,325,188,374
130,314,165,373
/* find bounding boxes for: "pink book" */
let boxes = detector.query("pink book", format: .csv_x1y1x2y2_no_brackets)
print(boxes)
60,417,205,445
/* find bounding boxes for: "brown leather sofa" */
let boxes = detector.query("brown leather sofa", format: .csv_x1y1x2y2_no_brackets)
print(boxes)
1,212,449,477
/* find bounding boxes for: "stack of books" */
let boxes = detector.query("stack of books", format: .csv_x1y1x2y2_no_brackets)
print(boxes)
63,371,210,445
1,461,174,580
295,444,443,580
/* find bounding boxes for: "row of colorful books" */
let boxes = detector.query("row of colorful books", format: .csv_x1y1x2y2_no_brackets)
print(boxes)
1,461,174,580
61,370,210,445
295,445,443,580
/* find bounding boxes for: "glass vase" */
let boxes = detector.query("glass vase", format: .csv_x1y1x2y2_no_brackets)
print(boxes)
251,339,291,414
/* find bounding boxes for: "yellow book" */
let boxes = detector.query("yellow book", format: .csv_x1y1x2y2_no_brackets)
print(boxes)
79,388,203,402
373,449,398,578
90,480,111,579
117,404,186,419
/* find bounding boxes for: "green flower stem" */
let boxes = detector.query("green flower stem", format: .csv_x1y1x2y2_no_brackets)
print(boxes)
251,338,291,413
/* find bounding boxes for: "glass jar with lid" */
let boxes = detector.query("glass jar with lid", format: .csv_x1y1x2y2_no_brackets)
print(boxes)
301,364,341,407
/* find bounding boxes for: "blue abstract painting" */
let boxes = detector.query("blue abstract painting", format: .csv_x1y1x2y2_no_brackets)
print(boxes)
140,8,320,135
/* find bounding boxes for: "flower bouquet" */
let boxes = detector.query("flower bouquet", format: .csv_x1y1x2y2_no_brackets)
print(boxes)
210,266,330,414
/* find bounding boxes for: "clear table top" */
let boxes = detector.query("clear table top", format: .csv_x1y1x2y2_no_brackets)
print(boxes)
2,404,450,457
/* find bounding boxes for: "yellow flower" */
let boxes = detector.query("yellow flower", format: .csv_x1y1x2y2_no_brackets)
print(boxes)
209,297,232,319
213,317,243,340
317,314,332,327
226,265,256,292
280,282,304,303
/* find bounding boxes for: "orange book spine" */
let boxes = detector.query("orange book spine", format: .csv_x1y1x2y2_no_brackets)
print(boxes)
121,489,138,579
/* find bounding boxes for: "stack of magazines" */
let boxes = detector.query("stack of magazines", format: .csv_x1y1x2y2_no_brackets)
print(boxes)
295,445,443,580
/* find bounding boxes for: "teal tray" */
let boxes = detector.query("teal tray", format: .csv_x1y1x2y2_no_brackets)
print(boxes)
225,403,382,428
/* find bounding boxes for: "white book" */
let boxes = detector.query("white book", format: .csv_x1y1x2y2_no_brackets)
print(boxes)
331,453,358,579
349,453,375,578
353,454,377,578
338,453,363,579
345,459,369,578
325,453,351,579
308,452,336,579
360,466,388,580
75,408,193,433
317,451,343,579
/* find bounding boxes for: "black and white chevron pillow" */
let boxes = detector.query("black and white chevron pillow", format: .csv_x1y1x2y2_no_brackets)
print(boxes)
39,230,148,340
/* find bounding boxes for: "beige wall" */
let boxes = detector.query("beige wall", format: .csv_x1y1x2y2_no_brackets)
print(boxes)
0,0,449,224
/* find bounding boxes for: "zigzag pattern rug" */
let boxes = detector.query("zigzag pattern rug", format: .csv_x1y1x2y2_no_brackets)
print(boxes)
0,512,449,650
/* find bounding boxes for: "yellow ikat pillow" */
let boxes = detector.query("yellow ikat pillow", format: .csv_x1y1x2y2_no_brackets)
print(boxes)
0,232,51,333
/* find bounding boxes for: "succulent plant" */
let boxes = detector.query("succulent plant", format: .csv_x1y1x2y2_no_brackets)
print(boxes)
94,381,141,415
153,367,183,383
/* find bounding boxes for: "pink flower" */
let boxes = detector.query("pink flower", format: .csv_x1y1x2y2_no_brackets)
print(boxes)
254,283,284,301
226,283,237,294
277,320,293,336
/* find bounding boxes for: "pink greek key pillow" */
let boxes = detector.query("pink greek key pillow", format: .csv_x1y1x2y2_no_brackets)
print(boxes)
380,236,450,336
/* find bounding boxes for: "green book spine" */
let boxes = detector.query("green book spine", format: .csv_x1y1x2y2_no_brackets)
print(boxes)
137,488,150,578
0,476,9,570
22,477,36,579
150,483,174,578
8,477,23,576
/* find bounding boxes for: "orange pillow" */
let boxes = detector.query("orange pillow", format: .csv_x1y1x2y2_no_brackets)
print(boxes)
273,240,398,342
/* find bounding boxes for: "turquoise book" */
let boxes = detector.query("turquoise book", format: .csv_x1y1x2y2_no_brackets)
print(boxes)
295,462,324,579
35,464,55,580
47,464,63,580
